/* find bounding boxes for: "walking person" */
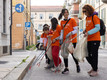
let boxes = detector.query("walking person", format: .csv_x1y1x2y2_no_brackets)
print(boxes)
82,4,101,77
40,24,50,64
58,9,80,74
49,17,63,71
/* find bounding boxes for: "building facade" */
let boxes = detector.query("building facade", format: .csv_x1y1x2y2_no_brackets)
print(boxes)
65,0,80,26
0,0,12,56
64,0,80,41
12,0,35,50
31,6,62,35
78,0,107,48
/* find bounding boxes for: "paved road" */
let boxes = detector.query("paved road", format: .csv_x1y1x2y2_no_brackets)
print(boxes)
23,49,107,80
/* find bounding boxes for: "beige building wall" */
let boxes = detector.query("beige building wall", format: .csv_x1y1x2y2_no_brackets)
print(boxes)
33,31,37,45
31,6,62,35
12,12,25,49
12,0,35,50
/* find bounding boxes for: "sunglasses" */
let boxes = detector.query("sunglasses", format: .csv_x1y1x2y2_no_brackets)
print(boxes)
83,11,87,13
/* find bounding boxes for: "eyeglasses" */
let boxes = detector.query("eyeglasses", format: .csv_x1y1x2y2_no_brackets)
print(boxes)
83,11,87,13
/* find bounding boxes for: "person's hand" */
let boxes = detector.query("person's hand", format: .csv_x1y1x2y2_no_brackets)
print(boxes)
66,32,72,38
59,39,63,45
47,35,52,38
44,46,46,49
84,32,88,37
83,30,86,34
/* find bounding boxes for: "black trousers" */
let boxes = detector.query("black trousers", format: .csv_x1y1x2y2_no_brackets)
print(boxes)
45,49,50,64
86,41,100,71
64,43,79,68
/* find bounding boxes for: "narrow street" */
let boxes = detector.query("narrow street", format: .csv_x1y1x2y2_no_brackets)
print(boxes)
0,0,107,80
23,49,107,80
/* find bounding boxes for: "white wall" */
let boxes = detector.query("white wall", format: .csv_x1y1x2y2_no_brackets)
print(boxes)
0,0,11,56
0,0,3,34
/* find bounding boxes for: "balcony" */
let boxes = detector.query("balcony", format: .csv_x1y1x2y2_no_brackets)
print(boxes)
102,0,107,3
70,10,79,14
73,0,81,4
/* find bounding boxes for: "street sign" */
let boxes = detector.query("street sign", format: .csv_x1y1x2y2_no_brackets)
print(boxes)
24,35,26,39
25,22,31,30
37,32,39,36
25,22,31,27
15,4,24,13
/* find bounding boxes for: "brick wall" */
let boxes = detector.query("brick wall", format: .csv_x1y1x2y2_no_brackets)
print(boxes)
12,12,25,49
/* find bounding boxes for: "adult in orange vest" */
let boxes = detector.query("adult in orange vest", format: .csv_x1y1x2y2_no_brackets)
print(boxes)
82,4,101,77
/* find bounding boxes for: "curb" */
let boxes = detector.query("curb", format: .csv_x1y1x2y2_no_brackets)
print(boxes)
3,55,36,80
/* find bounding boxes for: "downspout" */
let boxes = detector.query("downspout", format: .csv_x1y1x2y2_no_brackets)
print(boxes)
10,0,12,55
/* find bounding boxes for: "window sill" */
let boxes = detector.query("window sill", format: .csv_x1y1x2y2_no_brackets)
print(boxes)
1,32,8,35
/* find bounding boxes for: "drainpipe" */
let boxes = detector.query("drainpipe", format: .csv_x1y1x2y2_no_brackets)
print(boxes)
10,0,12,55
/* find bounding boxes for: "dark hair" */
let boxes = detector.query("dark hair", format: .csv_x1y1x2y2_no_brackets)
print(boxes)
43,24,49,28
51,17,58,31
82,4,95,16
58,8,69,20
43,27,49,31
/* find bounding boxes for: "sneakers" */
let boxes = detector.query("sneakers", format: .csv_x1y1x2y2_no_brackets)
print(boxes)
44,63,54,69
58,63,64,70
46,59,48,64
76,65,80,73
44,65,54,69
51,67,60,72
62,68,69,74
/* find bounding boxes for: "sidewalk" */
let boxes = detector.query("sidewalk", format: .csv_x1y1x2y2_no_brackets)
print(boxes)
0,50,37,80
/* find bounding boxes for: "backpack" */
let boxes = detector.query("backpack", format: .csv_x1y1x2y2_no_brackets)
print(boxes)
92,15,106,36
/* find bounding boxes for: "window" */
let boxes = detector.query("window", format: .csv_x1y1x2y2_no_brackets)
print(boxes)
40,14,43,19
23,1,25,4
31,13,34,18
3,0,6,33
49,14,53,19
3,46,8,54
87,0,90,4
38,24,43,30
97,10,100,18
90,0,95,7
96,0,100,3
35,24,37,28
101,8,106,24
